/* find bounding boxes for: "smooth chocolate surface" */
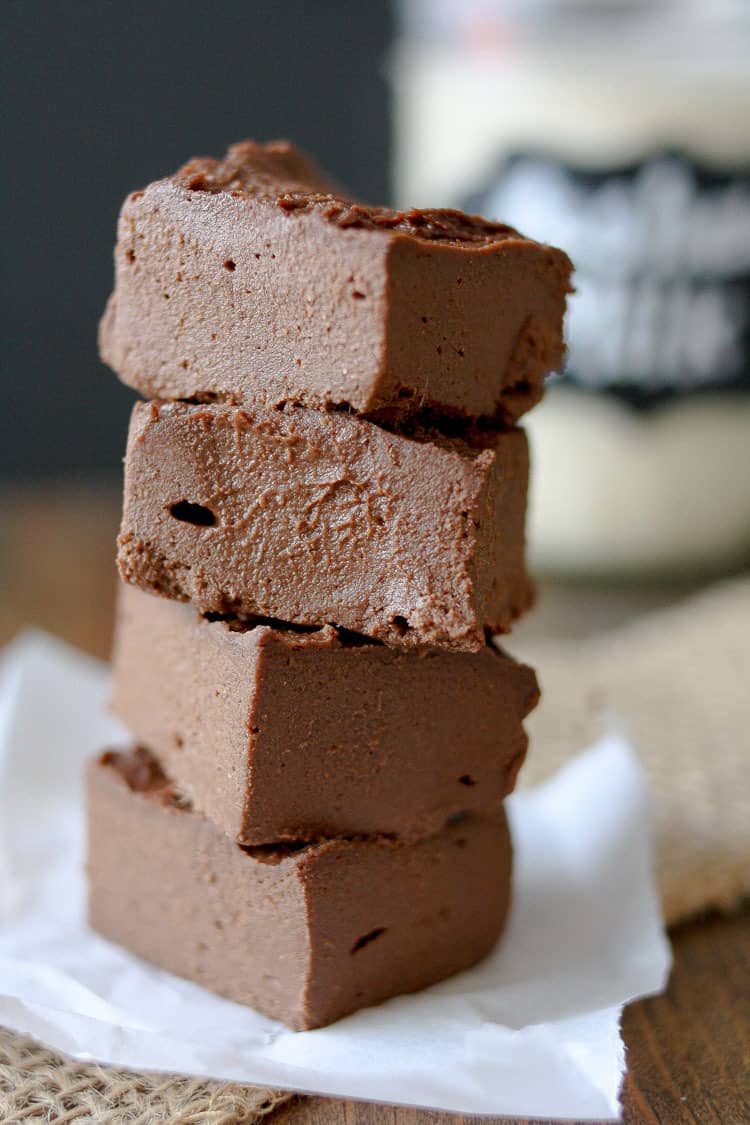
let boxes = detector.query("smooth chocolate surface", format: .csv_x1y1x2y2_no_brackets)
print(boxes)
99,139,572,423
87,748,512,1030
111,584,538,844
118,401,532,650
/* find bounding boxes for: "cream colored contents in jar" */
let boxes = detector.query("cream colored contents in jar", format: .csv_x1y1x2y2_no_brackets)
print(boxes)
394,0,750,575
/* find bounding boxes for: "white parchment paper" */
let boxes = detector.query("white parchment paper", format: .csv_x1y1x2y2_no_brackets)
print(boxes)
0,630,671,1119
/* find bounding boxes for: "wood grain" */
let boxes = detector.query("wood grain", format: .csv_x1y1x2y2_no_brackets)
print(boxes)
0,483,120,661
1,484,748,1124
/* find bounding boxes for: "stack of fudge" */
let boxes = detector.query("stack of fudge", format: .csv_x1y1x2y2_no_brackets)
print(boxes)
87,141,571,1030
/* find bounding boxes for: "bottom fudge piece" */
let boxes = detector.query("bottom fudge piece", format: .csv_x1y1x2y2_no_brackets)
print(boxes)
87,748,512,1030
111,584,538,844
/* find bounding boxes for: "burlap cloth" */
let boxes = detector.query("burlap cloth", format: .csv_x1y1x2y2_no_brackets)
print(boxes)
0,1027,291,1123
2,576,748,1120
515,574,750,926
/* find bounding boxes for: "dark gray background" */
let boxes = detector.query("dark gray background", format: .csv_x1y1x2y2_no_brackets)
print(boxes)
2,1,392,479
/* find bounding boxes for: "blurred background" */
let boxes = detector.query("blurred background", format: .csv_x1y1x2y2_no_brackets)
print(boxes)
1,0,392,484
1,0,749,656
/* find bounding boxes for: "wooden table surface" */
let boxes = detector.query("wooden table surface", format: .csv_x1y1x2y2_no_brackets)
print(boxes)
2,484,748,1124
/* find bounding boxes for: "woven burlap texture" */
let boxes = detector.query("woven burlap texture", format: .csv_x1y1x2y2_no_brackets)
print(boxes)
516,575,750,926
0,1027,291,1124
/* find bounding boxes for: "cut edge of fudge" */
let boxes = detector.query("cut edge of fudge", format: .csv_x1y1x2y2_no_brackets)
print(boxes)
117,400,532,651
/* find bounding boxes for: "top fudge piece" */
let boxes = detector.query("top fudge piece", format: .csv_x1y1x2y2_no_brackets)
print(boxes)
99,139,572,423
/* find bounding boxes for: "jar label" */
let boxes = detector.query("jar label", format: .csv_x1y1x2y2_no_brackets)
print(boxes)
466,151,750,405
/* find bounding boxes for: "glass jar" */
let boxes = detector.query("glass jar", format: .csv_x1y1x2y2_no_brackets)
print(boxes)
393,0,750,576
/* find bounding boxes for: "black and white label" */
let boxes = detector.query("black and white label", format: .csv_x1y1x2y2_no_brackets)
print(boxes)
466,151,750,405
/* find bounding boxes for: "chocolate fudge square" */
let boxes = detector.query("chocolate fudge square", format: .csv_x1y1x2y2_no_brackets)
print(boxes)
111,584,538,844
118,401,532,651
100,140,572,424
87,748,512,1030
